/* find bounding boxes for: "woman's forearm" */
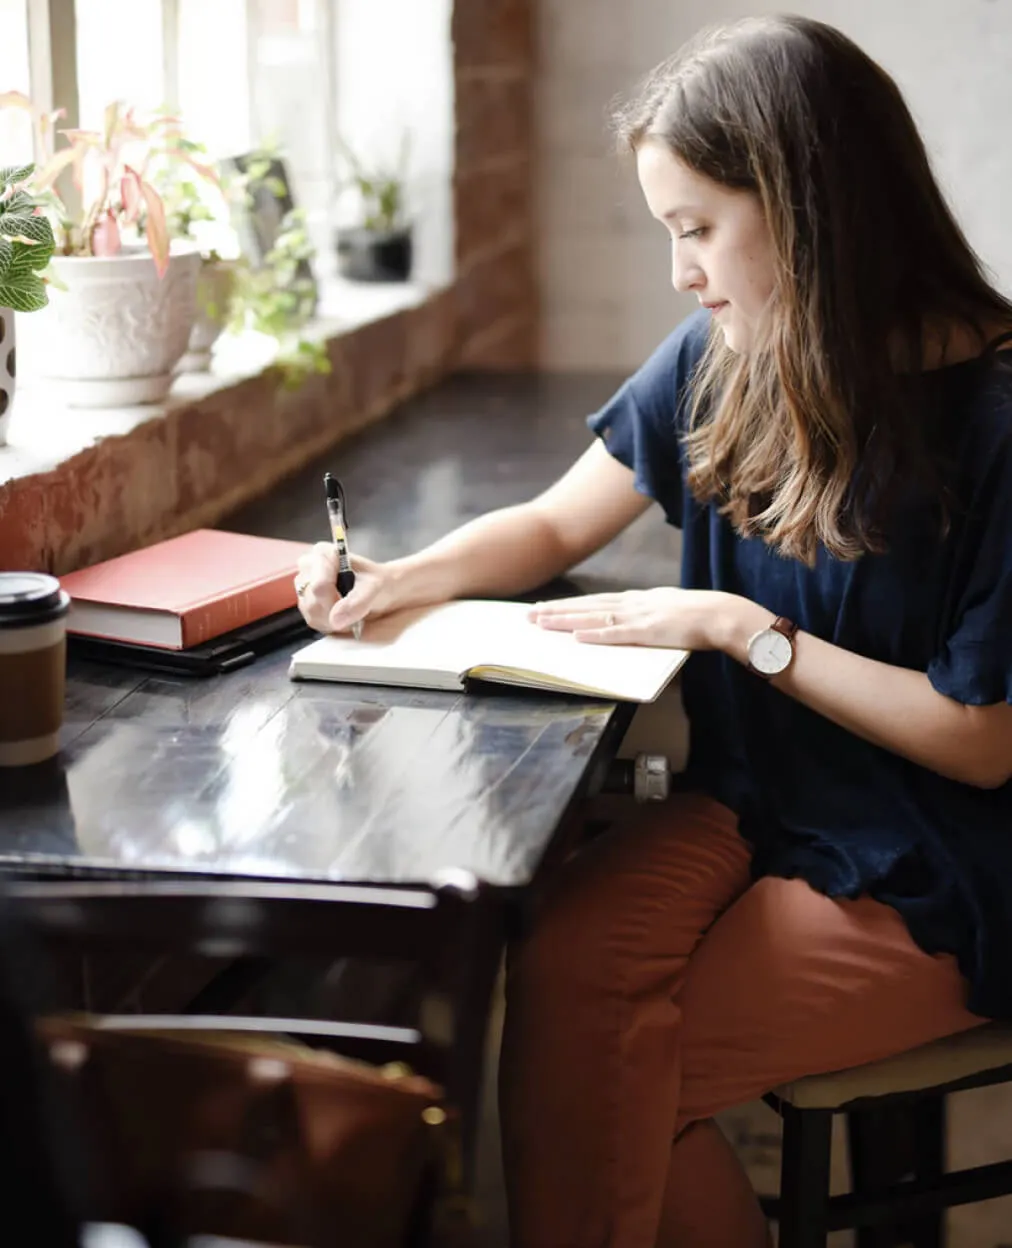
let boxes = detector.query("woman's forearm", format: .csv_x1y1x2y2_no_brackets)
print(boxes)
386,503,577,608
718,596,1012,790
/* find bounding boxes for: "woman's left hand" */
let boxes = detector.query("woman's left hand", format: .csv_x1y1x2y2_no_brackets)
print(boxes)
529,587,739,652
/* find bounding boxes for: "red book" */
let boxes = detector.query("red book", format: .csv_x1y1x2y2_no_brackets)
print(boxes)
60,529,311,650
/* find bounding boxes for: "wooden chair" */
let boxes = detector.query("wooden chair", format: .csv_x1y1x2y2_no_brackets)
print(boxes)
0,875,501,1248
591,761,1012,1247
761,1024,1012,1247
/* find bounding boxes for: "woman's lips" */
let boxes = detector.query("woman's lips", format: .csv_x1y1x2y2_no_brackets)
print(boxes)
704,302,729,314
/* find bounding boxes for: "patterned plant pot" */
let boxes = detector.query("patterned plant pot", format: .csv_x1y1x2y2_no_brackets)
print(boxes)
0,307,13,446
26,241,200,408
177,257,239,373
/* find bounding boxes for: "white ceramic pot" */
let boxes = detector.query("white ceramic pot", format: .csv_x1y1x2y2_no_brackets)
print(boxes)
177,258,238,373
30,242,200,407
0,307,13,446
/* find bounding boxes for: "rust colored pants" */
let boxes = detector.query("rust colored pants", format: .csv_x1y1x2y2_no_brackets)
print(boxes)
498,793,983,1248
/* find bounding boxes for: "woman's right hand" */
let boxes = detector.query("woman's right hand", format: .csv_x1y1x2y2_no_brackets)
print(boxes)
295,543,400,635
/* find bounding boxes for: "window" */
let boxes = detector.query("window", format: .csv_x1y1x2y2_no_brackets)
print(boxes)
5,0,337,256
0,0,33,165
245,0,336,258
1,0,453,285
176,0,252,159
76,0,165,129
176,0,338,256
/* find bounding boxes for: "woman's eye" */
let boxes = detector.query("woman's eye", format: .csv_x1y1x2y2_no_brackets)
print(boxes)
678,227,706,241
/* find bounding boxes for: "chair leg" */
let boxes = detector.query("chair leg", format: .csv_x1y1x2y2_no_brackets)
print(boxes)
778,1105,833,1248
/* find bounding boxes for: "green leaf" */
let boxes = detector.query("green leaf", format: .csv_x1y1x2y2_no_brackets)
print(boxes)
0,163,35,190
0,189,33,217
9,244,50,277
0,232,54,280
10,233,52,267
0,243,30,281
0,273,49,312
0,214,54,246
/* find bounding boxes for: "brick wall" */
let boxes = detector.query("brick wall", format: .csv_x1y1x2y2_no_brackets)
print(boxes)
453,0,538,369
0,0,538,573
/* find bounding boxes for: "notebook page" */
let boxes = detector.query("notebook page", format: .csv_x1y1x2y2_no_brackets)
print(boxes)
289,599,686,700
288,600,512,684
469,609,687,702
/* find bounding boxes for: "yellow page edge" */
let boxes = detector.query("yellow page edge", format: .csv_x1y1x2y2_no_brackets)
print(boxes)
469,664,642,700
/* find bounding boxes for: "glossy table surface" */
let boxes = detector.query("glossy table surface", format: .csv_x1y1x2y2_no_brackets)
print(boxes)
2,373,680,889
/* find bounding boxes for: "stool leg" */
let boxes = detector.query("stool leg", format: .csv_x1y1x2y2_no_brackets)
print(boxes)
778,1105,833,1248
909,1095,946,1248
848,1107,902,1248
847,1099,947,1248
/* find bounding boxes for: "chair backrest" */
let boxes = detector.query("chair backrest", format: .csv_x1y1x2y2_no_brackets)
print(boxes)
5,873,488,1082
38,1014,451,1248
0,875,492,1248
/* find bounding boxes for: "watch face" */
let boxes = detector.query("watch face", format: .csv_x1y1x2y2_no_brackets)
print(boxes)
749,627,793,675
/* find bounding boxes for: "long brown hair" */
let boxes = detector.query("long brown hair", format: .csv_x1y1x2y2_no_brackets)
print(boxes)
614,16,1012,563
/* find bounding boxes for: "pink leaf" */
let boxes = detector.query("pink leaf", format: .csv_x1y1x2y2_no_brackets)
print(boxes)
186,156,220,185
94,163,109,212
103,101,120,149
139,181,170,278
120,167,142,224
36,109,66,162
91,209,121,257
57,127,100,145
70,144,89,194
32,146,78,191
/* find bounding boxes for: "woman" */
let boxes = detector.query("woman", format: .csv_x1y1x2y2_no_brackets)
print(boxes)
296,16,1012,1246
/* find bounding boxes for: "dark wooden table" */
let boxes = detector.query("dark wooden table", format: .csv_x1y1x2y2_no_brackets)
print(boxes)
1,650,629,887
1,371,679,889
0,372,680,1183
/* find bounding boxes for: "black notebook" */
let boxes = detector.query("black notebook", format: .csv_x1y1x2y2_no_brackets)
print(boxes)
67,606,313,676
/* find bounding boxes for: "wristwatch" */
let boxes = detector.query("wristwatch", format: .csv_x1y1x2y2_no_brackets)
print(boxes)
747,615,798,679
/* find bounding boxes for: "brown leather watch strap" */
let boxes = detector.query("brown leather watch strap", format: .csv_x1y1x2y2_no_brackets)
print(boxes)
771,615,798,640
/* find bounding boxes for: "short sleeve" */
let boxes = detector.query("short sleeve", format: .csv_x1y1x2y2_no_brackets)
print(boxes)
926,415,1012,707
586,309,711,527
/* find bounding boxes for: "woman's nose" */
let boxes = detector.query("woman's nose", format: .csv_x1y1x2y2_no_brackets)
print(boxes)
671,242,703,294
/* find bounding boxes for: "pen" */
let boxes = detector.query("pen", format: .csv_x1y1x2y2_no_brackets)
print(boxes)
324,472,363,641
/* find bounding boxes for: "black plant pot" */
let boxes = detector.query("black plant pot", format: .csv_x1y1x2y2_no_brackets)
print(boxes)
335,226,413,283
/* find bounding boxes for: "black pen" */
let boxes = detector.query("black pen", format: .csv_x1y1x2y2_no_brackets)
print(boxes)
324,472,363,640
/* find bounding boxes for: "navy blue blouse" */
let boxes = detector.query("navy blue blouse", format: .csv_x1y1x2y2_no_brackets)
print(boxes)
588,309,1012,1020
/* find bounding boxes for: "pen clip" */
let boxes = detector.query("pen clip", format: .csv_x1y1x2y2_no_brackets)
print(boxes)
324,473,350,528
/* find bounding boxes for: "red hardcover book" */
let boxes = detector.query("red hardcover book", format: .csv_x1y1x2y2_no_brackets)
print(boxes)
60,529,311,650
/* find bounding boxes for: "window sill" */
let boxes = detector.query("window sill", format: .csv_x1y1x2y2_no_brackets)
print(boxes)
1,276,435,485
0,276,460,574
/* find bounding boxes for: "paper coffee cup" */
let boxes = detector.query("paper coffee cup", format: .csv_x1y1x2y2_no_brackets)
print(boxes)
0,572,71,766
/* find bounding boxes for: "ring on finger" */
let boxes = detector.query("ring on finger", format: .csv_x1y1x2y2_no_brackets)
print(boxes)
295,578,309,599
605,612,616,628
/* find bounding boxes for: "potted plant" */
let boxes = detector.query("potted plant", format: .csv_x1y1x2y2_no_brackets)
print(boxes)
154,141,240,372
2,95,205,407
0,161,55,445
157,144,328,387
226,203,330,388
334,134,412,283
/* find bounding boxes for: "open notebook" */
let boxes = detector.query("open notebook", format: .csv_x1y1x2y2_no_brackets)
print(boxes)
288,599,688,703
